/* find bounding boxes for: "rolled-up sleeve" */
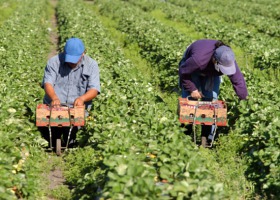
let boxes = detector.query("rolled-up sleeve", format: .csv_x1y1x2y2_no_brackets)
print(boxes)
42,60,57,88
87,61,101,93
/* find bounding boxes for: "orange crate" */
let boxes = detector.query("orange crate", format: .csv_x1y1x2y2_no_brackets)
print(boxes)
36,104,85,127
178,97,227,126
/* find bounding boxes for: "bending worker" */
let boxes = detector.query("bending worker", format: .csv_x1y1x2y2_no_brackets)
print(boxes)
40,37,101,147
178,39,248,147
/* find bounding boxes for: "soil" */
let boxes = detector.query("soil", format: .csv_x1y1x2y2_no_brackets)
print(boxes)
48,167,65,190
47,157,66,200
48,0,59,60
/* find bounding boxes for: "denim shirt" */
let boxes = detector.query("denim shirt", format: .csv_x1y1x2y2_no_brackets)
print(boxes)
42,53,101,109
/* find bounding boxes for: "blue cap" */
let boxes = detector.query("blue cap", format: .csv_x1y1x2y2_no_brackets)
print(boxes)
64,38,85,63
214,46,236,75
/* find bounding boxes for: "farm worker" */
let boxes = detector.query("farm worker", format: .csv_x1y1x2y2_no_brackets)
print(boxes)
178,39,248,147
40,37,101,147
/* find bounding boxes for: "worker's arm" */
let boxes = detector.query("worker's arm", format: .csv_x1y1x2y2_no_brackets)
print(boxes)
74,59,100,106
228,62,248,100
74,89,99,106
44,83,60,106
179,56,201,99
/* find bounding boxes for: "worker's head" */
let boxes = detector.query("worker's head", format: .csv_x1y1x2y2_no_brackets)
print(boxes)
64,38,85,67
213,46,236,75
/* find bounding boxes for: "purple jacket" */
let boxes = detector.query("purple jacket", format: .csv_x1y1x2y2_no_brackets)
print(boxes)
179,39,248,99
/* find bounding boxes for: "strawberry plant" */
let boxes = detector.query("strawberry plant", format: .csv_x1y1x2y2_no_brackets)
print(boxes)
0,0,51,198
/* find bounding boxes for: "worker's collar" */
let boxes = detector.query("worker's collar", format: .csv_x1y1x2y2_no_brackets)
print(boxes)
66,56,85,70
58,53,85,70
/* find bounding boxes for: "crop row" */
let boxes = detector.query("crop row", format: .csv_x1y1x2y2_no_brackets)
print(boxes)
81,0,280,197
56,0,242,199
95,0,191,92
94,0,249,104
167,0,280,28
0,0,18,25
0,0,51,199
1,0,278,198
122,0,280,71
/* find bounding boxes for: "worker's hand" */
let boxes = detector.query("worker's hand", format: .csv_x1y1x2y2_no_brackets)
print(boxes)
191,90,204,99
74,97,85,106
51,98,60,107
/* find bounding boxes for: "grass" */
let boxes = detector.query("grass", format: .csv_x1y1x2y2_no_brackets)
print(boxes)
37,153,72,200
0,1,18,26
209,133,254,198
51,185,71,200
150,9,203,41
37,153,70,199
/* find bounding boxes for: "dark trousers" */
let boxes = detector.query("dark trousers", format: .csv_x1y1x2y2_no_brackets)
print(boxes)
38,126,78,148
180,73,221,140
182,124,212,137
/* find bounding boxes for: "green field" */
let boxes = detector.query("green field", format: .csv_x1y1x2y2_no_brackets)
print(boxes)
0,0,279,199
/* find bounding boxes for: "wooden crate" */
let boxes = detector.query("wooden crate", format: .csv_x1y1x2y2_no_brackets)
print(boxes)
178,97,227,126
36,104,85,127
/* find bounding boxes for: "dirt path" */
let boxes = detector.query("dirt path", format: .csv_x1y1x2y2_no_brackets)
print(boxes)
45,1,68,199
48,0,59,59
46,155,67,200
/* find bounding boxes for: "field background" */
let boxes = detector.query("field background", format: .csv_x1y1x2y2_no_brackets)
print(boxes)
0,0,279,199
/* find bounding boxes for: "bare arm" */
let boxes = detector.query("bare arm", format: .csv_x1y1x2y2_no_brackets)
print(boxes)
44,83,60,106
74,89,99,106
